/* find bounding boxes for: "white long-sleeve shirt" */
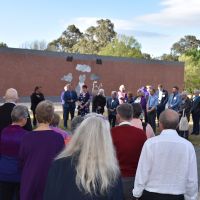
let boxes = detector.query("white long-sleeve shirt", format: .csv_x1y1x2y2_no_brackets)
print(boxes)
132,129,198,200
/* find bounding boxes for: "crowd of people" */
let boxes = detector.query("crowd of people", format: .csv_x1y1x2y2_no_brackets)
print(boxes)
61,83,200,140
0,82,199,200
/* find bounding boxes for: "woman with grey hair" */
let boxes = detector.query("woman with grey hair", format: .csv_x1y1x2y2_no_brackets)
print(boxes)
44,113,123,200
0,105,29,200
19,100,64,200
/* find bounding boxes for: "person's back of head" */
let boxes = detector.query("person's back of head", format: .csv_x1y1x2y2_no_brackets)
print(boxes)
159,109,179,130
132,103,142,119
57,113,119,195
116,103,133,121
71,116,84,134
50,113,60,127
11,105,29,126
36,100,54,124
4,88,18,103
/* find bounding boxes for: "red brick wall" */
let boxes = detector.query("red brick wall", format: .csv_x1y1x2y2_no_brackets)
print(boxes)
0,48,184,97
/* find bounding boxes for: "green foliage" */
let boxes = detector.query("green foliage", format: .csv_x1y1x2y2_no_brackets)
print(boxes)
142,53,151,60
171,35,200,56
179,49,200,92
160,53,178,61
0,42,8,47
99,35,143,58
47,25,83,52
47,19,116,54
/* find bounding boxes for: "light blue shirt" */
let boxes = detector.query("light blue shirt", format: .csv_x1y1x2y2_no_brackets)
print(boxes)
147,94,158,110
167,92,181,111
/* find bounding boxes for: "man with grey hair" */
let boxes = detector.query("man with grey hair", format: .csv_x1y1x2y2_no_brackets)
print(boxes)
0,88,32,134
133,109,198,200
111,103,146,200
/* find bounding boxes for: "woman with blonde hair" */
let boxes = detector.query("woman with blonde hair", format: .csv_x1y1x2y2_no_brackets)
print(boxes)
44,113,123,200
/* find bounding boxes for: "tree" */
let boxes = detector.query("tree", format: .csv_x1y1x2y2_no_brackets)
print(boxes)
98,35,143,58
142,53,151,60
179,49,200,92
48,19,116,54
160,53,178,61
171,35,200,56
0,42,8,47
94,19,116,48
47,24,83,52
21,40,47,50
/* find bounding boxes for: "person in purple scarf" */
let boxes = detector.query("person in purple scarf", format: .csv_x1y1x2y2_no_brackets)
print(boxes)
0,105,29,200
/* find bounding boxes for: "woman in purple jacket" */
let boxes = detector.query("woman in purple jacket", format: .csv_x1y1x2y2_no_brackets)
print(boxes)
19,100,64,200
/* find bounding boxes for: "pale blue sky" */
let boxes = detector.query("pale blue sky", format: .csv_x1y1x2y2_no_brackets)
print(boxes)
0,0,200,56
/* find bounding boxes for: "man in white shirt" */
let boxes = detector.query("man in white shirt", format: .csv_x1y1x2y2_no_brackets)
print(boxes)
132,109,198,200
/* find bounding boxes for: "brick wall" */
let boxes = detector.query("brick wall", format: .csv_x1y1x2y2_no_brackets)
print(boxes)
0,48,184,97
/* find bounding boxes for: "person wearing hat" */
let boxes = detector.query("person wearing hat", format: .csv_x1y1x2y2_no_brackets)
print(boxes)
0,88,32,134
30,86,45,126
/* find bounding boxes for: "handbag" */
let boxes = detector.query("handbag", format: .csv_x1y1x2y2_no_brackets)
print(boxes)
179,109,189,131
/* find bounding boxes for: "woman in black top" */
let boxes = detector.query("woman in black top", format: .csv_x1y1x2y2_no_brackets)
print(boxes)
44,113,123,200
92,89,106,114
30,86,45,126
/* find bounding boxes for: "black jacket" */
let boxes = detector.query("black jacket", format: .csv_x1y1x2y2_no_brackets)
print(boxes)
0,102,32,134
92,95,106,114
30,92,45,111
44,157,123,200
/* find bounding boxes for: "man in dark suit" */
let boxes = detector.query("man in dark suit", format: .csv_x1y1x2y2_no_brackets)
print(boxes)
0,88,32,134
156,84,168,122
111,103,146,200
63,84,78,129
106,91,119,127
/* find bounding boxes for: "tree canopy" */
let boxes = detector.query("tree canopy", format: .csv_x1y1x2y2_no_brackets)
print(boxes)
47,19,116,54
171,35,200,56
179,49,200,92
0,42,8,47
99,35,143,58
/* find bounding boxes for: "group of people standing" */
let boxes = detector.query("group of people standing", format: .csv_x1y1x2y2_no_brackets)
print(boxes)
0,85,199,200
61,82,200,140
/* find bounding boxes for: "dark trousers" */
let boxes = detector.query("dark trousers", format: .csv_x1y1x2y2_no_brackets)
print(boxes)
192,112,200,134
179,130,189,140
0,181,20,200
122,177,135,200
157,105,165,122
32,110,37,126
147,110,156,133
63,106,75,128
139,190,184,200
108,114,116,127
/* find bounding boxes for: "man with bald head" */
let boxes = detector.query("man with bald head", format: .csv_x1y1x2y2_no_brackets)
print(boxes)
0,88,32,134
133,109,198,200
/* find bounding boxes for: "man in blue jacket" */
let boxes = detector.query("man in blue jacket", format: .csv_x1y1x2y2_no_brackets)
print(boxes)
167,86,181,112
63,84,77,129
